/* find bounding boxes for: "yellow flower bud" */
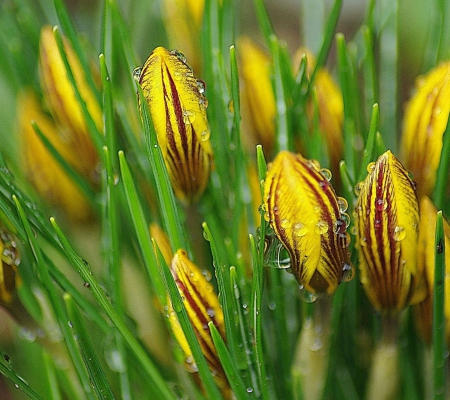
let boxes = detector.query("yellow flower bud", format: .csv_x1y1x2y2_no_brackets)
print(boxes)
413,196,450,343
238,36,276,155
400,62,450,198
162,0,204,72
0,228,21,308
134,47,213,204
39,25,100,182
19,91,92,221
355,151,425,313
167,250,230,396
263,151,352,295
293,48,344,175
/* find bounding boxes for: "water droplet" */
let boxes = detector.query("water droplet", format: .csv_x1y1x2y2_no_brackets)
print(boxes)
275,244,291,269
206,308,215,318
394,226,406,241
246,388,254,393
359,237,367,246
366,162,376,173
337,197,348,213
293,222,308,237
201,269,212,281
68,321,73,328
375,198,387,211
183,110,196,124
354,182,364,196
83,282,90,288
341,232,351,248
374,219,381,229
196,79,206,94
113,174,119,185
308,159,321,171
105,348,126,373
173,70,182,80
170,49,187,63
132,67,142,82
268,301,277,310
320,168,332,181
200,130,210,141
202,230,210,241
342,263,354,282
14,384,19,389
198,96,209,109
341,213,351,227
319,180,331,189
185,355,198,372
280,218,290,230
333,219,346,235
315,220,328,234
299,286,318,303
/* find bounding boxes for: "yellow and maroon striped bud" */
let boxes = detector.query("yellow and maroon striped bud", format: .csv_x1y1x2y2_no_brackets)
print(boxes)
134,47,213,204
19,91,92,221
400,62,450,198
0,228,21,308
263,151,352,295
413,196,450,343
355,151,425,313
39,25,100,182
238,37,276,155
167,250,231,396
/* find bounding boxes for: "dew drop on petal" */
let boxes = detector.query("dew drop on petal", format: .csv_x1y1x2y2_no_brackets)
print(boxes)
170,49,187,63
183,110,196,124
366,162,376,173
293,222,308,237
337,197,349,213
315,220,328,234
132,67,142,82
342,263,354,282
359,237,367,246
196,79,206,94
280,218,290,230
340,212,351,227
375,198,387,211
200,130,210,141
320,168,332,181
374,219,381,229
394,226,406,241
354,182,364,196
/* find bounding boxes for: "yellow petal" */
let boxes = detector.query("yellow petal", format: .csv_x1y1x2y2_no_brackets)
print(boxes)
413,196,450,343
19,91,92,221
238,36,276,155
39,25,100,182
136,47,213,204
149,223,173,265
264,151,351,295
355,151,423,313
400,62,450,198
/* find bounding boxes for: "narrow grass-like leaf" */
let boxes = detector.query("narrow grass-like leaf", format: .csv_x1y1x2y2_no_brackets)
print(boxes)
31,121,99,211
42,351,62,400
432,115,450,211
230,267,259,395
375,0,398,152
362,26,378,127
155,240,223,399
357,103,378,184
52,26,104,156
65,294,116,400
208,321,249,399
300,0,324,54
13,196,96,399
118,151,166,306
253,0,275,49
375,131,387,156
50,217,175,400
433,211,446,400
270,36,292,153
339,161,355,205
137,85,186,251
309,0,343,87
249,234,269,400
202,222,246,370
0,353,45,400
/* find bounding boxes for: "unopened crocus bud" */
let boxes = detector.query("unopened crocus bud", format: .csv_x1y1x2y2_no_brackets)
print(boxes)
39,25,100,182
19,91,91,221
134,47,213,204
168,250,231,396
355,151,426,313
293,48,344,174
413,196,450,343
238,37,276,155
400,62,450,198
263,151,352,295
162,0,204,72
